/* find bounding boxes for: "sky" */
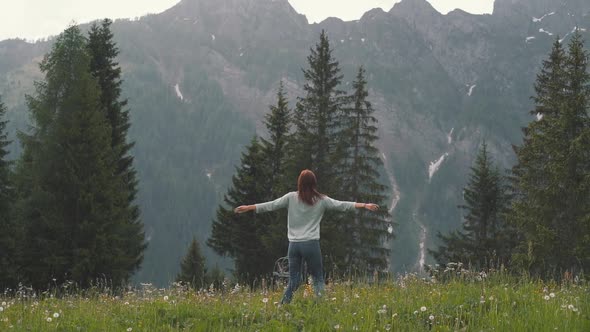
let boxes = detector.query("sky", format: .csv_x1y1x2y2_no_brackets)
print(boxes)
0,0,494,41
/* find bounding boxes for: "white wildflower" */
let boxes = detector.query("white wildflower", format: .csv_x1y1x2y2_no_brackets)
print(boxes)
385,324,392,331
1,301,5,306
334,324,340,329
549,292,555,298
163,296,169,301
127,328,133,332
0,307,3,312
568,304,574,310
53,312,59,318
377,309,386,314
429,315,435,320
420,306,427,312
544,295,550,301
46,317,52,323
413,310,419,315
262,298,269,303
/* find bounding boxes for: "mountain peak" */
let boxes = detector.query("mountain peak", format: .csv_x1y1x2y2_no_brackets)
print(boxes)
391,0,439,15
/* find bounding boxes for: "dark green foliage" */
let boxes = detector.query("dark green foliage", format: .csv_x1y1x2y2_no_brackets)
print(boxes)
176,237,206,289
338,67,392,272
208,137,275,285
510,32,590,277
88,18,146,284
15,25,141,289
259,82,292,262
430,142,512,269
285,30,351,272
0,96,17,289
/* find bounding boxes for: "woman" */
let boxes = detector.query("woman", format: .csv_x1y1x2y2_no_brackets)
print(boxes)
234,169,379,304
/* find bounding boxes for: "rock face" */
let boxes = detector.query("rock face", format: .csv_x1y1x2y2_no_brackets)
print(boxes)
0,0,589,284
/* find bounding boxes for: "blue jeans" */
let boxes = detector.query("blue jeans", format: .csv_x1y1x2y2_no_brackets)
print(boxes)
281,240,324,304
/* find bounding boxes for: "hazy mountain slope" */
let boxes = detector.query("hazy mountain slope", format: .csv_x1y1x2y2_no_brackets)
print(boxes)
0,0,588,284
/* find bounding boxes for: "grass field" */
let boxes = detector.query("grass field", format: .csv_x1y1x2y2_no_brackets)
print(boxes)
0,271,588,331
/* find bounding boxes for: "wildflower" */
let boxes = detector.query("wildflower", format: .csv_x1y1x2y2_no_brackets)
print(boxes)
53,312,59,318
377,309,386,315
392,313,398,318
1,301,5,306
163,296,169,301
413,310,419,315
544,295,550,301
124,302,129,305
549,292,555,298
429,315,435,321
334,324,340,329
420,306,427,312
127,328,133,332
46,317,52,323
568,304,574,310
0,307,3,312
385,324,392,331
262,298,269,303
354,293,359,298
331,297,337,301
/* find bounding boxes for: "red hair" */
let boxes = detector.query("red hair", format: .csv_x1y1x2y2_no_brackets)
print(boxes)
297,170,323,205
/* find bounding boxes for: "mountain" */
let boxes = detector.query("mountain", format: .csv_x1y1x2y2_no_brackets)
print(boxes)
1,0,589,285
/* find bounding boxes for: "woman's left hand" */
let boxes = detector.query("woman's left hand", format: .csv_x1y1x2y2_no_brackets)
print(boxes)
364,203,379,211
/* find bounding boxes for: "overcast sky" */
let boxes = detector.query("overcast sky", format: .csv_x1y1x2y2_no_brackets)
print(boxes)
0,0,494,41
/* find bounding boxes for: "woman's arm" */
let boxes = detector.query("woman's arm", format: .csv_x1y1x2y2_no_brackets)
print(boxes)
234,192,292,214
354,203,379,211
234,205,256,213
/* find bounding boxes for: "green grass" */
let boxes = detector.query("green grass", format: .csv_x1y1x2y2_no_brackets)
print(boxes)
0,273,588,331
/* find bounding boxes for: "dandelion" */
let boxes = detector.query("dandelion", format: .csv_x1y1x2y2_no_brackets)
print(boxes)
331,297,337,301
262,297,269,303
549,292,555,298
0,307,3,312
377,309,386,315
413,310,419,315
568,304,574,310
429,315,435,321
385,324,392,331
46,317,52,323
354,293,359,299
127,328,133,332
124,301,129,305
163,296,169,301
420,306,427,312
334,324,340,329
53,312,59,318
1,301,5,306
544,295,550,301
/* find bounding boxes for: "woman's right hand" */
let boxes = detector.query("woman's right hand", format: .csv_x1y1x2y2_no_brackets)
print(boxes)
234,205,253,213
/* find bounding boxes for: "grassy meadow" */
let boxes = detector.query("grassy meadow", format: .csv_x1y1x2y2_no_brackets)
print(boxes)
0,270,588,331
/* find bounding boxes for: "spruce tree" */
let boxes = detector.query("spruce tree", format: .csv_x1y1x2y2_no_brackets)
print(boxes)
259,82,292,261
510,33,590,277
207,137,274,285
285,30,349,272
430,142,511,269
339,67,392,272
0,96,17,289
176,237,206,289
17,25,134,289
87,19,145,280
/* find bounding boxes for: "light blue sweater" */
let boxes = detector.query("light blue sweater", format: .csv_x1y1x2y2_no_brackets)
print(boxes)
255,192,356,242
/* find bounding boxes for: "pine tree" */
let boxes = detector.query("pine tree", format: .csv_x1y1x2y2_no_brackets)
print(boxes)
259,82,292,261
510,33,590,277
339,67,392,272
287,30,346,191
430,142,512,269
176,237,206,289
0,96,17,289
285,30,350,272
16,25,134,289
87,18,146,281
207,137,274,285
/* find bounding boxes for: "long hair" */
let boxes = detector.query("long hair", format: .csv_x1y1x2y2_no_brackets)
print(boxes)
297,169,323,205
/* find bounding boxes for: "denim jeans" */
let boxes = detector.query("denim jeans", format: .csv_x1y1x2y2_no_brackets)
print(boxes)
281,240,324,304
